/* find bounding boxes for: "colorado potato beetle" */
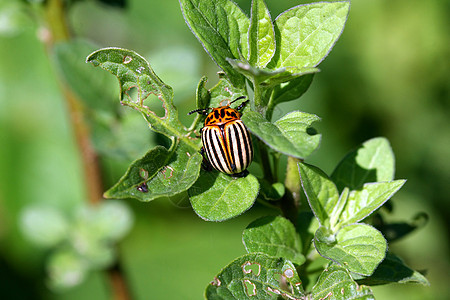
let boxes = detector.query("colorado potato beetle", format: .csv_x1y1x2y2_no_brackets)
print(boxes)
189,96,253,176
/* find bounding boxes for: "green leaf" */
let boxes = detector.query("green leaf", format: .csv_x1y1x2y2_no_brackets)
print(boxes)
207,76,247,109
298,162,339,225
19,205,70,248
311,264,374,300
330,187,349,231
104,141,203,201
339,180,406,226
47,248,87,291
270,73,314,107
86,47,187,139
355,252,430,286
331,137,396,192
75,201,133,242
314,224,387,276
188,171,259,222
258,180,285,201
71,206,116,269
242,216,305,265
243,111,321,159
248,0,275,68
196,76,211,110
271,1,350,68
205,253,305,299
179,0,250,87
228,58,318,87
189,76,212,132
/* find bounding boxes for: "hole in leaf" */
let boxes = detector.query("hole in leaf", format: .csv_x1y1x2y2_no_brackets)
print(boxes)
283,268,294,278
266,286,282,296
144,93,166,118
241,261,261,276
243,279,256,296
160,166,174,179
123,56,132,64
136,66,145,74
139,168,149,180
210,277,221,287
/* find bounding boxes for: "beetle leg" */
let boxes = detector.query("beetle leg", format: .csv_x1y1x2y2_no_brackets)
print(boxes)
231,169,249,178
199,147,213,171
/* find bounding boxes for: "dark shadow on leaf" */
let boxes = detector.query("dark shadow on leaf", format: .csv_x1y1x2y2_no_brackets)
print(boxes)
187,170,220,197
306,127,318,136
355,252,429,286
332,150,378,192
297,211,315,253
245,215,278,229
373,212,429,243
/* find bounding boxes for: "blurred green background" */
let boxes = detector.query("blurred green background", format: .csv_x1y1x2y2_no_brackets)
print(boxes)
0,0,448,299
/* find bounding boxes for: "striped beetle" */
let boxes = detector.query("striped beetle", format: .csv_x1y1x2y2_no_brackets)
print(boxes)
189,96,253,176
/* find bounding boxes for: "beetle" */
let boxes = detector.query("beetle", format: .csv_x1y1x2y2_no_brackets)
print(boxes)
188,96,253,176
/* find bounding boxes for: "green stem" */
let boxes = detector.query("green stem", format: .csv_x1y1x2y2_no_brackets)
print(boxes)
258,140,273,183
253,78,264,114
45,0,71,43
285,156,302,208
265,89,276,121
279,156,301,224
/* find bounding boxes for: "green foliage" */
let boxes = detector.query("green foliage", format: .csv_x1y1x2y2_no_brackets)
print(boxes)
331,138,396,192
20,201,133,290
248,0,275,68
105,143,202,201
242,111,321,158
179,0,250,88
242,216,305,265
314,224,387,276
270,1,349,69
205,253,305,299
189,171,259,221
311,265,375,300
80,0,429,298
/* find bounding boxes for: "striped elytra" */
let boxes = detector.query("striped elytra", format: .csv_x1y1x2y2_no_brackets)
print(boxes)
201,119,253,174
189,97,254,175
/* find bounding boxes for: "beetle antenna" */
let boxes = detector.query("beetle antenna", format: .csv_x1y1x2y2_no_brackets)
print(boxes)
188,108,210,115
235,100,249,111
229,95,246,105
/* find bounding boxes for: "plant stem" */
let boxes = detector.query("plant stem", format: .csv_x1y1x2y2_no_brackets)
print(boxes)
279,156,302,224
258,140,273,183
253,78,264,114
63,86,104,204
42,1,132,299
285,156,302,208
